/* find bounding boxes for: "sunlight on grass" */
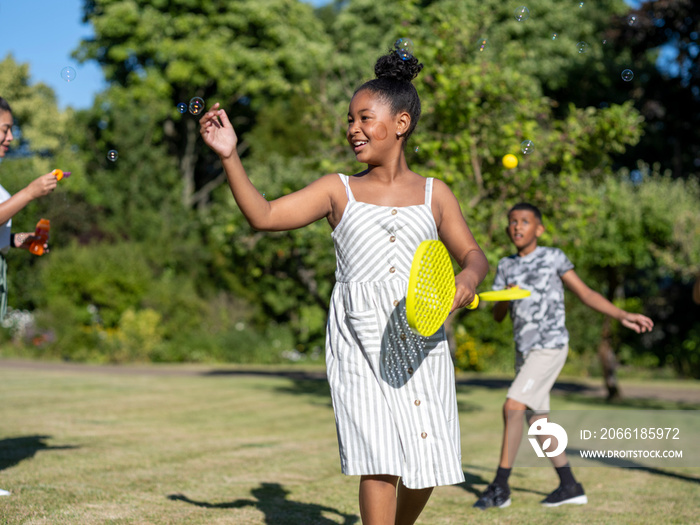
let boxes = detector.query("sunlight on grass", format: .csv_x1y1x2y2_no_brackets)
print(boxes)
0,365,698,524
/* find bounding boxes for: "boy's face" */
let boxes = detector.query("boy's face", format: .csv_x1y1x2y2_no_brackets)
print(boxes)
506,209,544,254
0,110,14,158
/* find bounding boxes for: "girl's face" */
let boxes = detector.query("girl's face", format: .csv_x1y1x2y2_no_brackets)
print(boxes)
0,110,14,158
347,90,405,164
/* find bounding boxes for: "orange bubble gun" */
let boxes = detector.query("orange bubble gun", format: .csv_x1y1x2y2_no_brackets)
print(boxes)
29,218,50,256
51,169,72,181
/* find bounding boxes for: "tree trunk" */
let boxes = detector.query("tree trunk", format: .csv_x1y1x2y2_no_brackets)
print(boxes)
597,316,621,401
180,118,197,208
598,268,622,401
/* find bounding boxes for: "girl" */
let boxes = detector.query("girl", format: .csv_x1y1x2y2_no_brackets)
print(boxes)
199,49,488,525
0,96,57,320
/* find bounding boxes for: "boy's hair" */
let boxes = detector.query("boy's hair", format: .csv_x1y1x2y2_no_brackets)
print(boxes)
508,202,543,223
354,49,423,141
0,97,12,115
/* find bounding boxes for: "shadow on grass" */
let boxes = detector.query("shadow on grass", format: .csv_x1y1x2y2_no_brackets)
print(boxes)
568,448,700,484
559,394,700,411
167,482,359,524
459,465,550,501
0,435,79,472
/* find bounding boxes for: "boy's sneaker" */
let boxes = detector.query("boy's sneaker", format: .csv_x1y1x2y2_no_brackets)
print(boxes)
0,489,10,497
473,482,511,510
541,482,588,507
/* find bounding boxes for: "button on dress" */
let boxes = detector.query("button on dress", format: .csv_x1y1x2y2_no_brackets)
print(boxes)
325,173,464,489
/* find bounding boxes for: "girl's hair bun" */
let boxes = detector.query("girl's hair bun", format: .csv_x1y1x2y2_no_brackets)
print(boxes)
374,49,423,83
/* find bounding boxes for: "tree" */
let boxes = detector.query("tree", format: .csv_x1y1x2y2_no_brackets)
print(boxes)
607,0,700,179
75,0,334,208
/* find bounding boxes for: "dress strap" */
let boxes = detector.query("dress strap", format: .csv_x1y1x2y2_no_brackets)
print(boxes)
424,177,434,208
338,173,356,202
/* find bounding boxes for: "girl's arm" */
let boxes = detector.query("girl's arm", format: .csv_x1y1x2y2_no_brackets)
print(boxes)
0,173,57,225
561,269,654,333
433,180,489,311
199,103,335,231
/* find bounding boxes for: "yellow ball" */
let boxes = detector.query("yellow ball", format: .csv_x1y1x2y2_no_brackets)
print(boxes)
502,154,518,169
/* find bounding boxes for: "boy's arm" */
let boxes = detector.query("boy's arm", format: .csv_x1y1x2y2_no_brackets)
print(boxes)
493,300,509,322
561,269,654,333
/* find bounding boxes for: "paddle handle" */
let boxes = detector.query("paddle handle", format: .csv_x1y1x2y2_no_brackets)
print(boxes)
466,294,480,310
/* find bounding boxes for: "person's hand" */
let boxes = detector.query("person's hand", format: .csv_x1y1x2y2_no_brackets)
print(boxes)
451,273,477,312
13,232,49,253
199,102,238,159
620,312,654,333
27,172,58,199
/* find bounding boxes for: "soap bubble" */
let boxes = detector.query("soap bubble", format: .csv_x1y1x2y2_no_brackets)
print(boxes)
477,38,488,52
177,103,187,113
514,6,530,22
552,33,558,40
60,67,77,82
394,38,414,60
621,69,634,81
627,15,637,26
577,41,588,53
579,2,584,8
521,140,535,155
107,150,118,162
415,146,419,153
189,97,205,115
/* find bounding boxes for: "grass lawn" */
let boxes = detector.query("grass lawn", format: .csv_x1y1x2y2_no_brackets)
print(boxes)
0,363,698,524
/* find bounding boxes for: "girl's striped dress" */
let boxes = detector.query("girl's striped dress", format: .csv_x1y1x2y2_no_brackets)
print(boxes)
325,173,464,489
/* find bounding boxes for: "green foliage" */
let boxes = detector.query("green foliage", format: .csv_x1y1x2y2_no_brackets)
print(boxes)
1,0,699,378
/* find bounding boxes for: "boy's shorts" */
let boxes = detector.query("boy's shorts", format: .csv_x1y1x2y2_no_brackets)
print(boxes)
507,347,568,413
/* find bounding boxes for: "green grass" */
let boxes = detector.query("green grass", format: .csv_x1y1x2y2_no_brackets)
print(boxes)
0,364,698,524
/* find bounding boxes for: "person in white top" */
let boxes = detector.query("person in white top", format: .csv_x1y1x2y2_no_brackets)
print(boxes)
0,96,58,497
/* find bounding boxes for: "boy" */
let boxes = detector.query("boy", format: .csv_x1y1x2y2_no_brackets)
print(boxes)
473,202,653,510
0,96,57,497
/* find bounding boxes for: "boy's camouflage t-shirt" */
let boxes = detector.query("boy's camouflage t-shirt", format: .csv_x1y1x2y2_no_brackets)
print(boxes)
493,246,574,357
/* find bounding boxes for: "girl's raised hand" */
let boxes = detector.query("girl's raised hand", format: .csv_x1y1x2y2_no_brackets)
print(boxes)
199,103,237,159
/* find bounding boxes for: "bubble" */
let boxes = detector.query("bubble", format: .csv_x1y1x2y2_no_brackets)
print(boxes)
60,66,77,82
177,103,187,113
414,146,419,153
602,39,608,45
521,140,535,155
189,97,205,115
621,69,634,81
107,150,118,162
552,33,558,40
477,38,488,52
262,193,266,199
630,170,643,184
514,6,530,22
394,38,414,60
627,15,637,26
579,2,584,7
577,41,588,53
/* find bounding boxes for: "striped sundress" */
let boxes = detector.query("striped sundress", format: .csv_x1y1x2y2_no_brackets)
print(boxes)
325,173,464,490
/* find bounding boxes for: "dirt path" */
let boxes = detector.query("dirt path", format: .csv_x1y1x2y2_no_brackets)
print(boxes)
2,357,700,404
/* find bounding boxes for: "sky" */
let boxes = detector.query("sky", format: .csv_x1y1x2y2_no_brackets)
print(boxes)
0,0,328,111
